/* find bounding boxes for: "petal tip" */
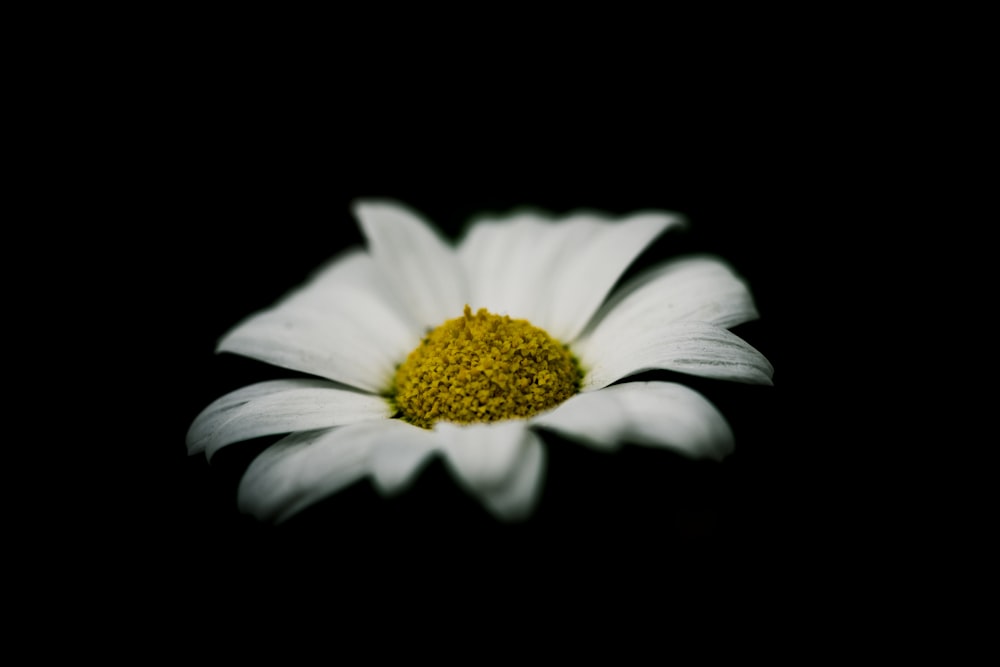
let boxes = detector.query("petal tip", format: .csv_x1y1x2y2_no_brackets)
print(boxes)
350,197,393,216
351,197,422,226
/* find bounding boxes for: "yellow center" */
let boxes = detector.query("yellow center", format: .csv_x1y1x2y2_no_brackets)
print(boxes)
392,305,581,429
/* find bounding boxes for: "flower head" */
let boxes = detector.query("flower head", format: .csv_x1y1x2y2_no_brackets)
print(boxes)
187,200,773,522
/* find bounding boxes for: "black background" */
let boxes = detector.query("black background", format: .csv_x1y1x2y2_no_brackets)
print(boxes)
96,87,847,597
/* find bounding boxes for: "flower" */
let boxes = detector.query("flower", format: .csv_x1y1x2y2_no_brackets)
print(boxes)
187,199,773,522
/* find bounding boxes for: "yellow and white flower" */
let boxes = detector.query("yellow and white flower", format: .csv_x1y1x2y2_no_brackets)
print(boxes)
187,200,773,522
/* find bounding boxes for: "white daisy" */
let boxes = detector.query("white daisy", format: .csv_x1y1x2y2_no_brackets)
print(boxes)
186,199,773,522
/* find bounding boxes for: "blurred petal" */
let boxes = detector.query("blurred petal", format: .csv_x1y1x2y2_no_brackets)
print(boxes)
458,209,683,342
287,248,401,307
238,420,440,523
186,379,392,459
583,255,760,339
533,381,734,461
237,426,368,523
434,420,546,521
368,421,439,496
354,199,469,330
577,321,774,390
217,250,419,393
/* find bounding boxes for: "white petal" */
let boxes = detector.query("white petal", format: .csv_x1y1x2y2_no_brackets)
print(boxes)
544,211,683,342
290,247,401,305
458,212,601,326
434,420,546,521
576,321,774,390
217,250,419,393
237,426,369,523
532,381,734,461
583,254,760,339
186,379,392,460
354,199,469,330
238,419,440,523
368,421,439,496
458,209,682,342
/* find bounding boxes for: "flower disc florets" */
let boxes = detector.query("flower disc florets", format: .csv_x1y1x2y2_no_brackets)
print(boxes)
393,305,582,429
